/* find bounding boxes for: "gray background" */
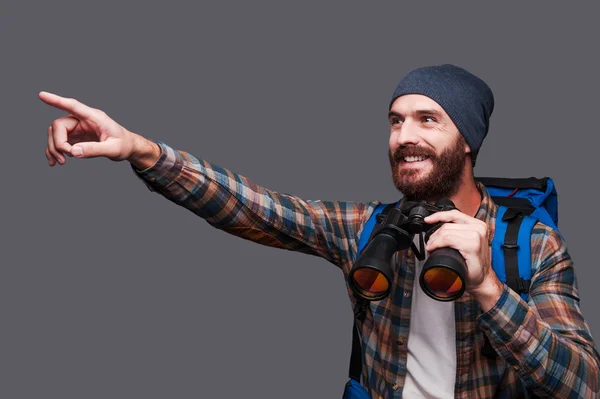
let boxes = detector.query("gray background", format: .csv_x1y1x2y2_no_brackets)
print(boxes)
2,1,600,398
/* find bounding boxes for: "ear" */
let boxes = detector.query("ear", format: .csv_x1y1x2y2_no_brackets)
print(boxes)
464,142,471,154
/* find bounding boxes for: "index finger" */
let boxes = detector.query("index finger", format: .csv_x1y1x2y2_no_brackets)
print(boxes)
39,91,96,120
424,209,473,224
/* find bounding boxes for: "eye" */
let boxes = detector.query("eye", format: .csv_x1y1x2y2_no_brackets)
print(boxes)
422,116,437,123
390,117,403,126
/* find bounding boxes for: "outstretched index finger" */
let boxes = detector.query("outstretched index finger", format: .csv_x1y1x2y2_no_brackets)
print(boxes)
39,91,97,120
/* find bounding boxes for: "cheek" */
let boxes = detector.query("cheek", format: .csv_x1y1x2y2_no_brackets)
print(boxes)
389,144,399,159
389,134,397,152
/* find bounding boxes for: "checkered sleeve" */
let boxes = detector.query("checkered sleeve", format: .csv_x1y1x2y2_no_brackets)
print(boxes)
130,140,376,269
478,223,600,398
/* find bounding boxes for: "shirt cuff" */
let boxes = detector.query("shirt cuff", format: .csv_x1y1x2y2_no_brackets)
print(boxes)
130,140,184,192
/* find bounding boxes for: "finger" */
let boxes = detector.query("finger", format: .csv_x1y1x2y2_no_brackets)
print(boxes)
424,209,479,225
427,232,479,253
426,233,464,253
72,140,119,159
39,91,98,121
432,223,478,231
431,222,488,237
45,147,57,166
51,116,79,155
427,229,475,246
47,125,64,165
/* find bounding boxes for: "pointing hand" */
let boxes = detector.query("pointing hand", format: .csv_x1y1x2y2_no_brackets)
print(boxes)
40,91,137,165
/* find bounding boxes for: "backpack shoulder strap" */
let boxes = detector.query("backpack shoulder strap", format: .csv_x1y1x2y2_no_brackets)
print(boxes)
479,176,560,301
349,320,363,382
483,204,538,358
357,202,399,255
492,205,538,301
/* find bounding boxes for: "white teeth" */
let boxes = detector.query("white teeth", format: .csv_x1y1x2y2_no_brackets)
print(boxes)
404,156,427,162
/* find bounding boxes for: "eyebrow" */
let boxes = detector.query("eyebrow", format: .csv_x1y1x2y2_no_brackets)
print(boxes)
388,109,443,119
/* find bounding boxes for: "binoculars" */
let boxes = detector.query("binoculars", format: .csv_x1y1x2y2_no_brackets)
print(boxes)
348,199,467,302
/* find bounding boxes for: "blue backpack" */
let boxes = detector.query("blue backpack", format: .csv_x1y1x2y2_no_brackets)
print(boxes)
344,177,560,398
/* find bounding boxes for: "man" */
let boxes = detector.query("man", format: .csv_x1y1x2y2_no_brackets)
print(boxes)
41,64,600,398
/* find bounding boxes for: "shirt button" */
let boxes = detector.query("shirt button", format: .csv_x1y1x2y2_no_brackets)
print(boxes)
407,249,413,257
397,337,406,345
404,291,411,298
392,383,400,391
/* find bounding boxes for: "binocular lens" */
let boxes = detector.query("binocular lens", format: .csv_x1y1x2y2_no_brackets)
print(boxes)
422,267,463,299
352,268,389,299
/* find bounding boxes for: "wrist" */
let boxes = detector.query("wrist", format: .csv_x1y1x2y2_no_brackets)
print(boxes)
128,133,161,171
470,273,504,312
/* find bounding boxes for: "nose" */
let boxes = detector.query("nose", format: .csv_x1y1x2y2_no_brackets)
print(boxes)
392,119,421,147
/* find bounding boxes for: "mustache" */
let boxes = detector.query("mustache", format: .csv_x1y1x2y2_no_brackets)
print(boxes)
392,146,436,162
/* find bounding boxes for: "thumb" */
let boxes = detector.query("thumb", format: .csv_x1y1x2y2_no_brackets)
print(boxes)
71,140,121,159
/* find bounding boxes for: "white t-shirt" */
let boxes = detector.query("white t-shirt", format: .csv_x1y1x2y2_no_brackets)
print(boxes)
402,235,456,398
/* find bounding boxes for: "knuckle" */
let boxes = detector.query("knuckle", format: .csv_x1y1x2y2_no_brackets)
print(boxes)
56,142,68,152
90,108,105,119
479,224,489,236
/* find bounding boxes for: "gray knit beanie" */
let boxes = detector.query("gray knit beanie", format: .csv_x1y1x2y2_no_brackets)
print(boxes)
390,64,495,165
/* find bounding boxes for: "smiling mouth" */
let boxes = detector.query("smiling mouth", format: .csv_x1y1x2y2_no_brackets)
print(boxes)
400,156,430,164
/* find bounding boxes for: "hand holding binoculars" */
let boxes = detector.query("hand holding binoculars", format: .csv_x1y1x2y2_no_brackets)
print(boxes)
348,199,467,302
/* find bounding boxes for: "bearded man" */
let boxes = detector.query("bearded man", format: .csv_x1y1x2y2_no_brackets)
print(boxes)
41,64,600,398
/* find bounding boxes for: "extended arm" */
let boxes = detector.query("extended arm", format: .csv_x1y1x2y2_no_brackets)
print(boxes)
130,139,377,272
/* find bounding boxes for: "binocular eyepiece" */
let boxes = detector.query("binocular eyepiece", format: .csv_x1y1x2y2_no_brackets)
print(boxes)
348,199,467,302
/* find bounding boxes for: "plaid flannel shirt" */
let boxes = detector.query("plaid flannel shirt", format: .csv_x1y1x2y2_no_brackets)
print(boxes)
131,140,600,398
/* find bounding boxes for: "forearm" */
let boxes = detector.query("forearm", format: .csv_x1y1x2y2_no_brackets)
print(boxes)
130,140,371,267
478,286,599,397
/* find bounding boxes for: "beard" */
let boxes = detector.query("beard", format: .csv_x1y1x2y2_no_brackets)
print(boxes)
388,135,468,202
